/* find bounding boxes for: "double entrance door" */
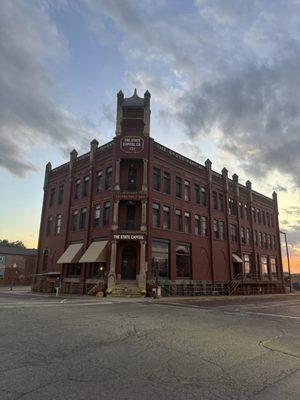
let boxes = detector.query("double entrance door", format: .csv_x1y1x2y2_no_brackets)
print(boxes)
121,245,137,280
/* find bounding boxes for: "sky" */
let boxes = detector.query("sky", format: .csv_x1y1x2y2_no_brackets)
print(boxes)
0,0,300,273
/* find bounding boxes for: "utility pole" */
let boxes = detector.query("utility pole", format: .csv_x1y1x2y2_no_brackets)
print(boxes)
280,231,292,293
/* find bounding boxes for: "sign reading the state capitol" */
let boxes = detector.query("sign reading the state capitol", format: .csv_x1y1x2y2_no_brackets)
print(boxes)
120,136,144,153
113,234,145,241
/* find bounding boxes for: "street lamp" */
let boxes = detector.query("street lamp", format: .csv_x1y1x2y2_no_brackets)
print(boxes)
280,231,292,293
10,263,18,291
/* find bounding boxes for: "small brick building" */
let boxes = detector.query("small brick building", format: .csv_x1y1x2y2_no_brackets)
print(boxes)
0,246,37,286
33,89,284,296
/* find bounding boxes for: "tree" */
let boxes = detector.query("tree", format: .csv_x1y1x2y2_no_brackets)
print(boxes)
0,239,26,248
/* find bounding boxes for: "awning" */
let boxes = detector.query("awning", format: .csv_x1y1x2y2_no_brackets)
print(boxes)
57,243,83,264
232,253,243,263
78,241,108,263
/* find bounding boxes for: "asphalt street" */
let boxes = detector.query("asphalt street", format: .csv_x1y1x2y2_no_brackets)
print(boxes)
0,289,300,400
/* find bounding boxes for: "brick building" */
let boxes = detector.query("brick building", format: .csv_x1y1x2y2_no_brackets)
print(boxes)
0,246,37,286
33,89,284,296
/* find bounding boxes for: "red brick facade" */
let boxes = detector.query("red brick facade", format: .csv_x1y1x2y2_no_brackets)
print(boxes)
34,90,284,295
0,247,37,286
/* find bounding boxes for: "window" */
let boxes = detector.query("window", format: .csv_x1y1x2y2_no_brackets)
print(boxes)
79,208,87,230
244,204,248,219
152,203,160,228
176,209,183,232
82,176,89,197
90,262,106,278
243,254,251,278
103,201,110,226
230,224,237,242
163,172,170,194
218,194,224,212
229,198,235,215
201,216,208,237
220,221,226,240
246,228,250,245
68,264,81,277
259,232,263,247
261,256,269,279
49,188,55,207
176,177,182,198
126,204,136,230
213,219,219,239
93,204,100,228
184,211,191,233
58,185,64,205
184,180,191,201
263,233,267,248
239,202,244,219
257,209,261,224
252,207,256,223
176,243,191,278
153,168,160,191
270,257,277,279
105,166,112,190
262,210,266,225
267,212,270,227
95,170,103,192
42,248,49,271
163,206,170,230
46,216,52,236
74,179,80,199
194,184,200,204
71,210,78,231
195,214,201,235
272,235,276,249
128,168,137,191
241,227,246,244
152,239,169,278
271,214,274,227
55,214,62,235
201,187,207,206
267,234,271,249
213,192,218,210
255,230,258,246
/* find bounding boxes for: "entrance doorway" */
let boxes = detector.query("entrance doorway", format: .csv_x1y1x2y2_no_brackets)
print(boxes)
121,245,137,280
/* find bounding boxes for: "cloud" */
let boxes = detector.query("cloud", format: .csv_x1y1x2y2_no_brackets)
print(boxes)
87,0,300,187
0,0,94,177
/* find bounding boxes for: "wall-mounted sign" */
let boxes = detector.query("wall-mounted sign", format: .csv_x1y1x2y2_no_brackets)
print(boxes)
121,136,144,153
113,234,145,241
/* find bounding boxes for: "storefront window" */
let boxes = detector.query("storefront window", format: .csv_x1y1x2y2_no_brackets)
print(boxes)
243,254,251,278
176,243,191,278
90,263,106,278
68,264,81,277
152,239,169,278
270,257,277,279
261,256,269,279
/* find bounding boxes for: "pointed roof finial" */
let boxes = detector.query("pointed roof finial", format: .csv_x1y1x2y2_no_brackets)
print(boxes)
134,88,138,96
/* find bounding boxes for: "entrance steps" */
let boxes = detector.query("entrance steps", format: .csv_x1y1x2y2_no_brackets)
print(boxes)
111,280,142,297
